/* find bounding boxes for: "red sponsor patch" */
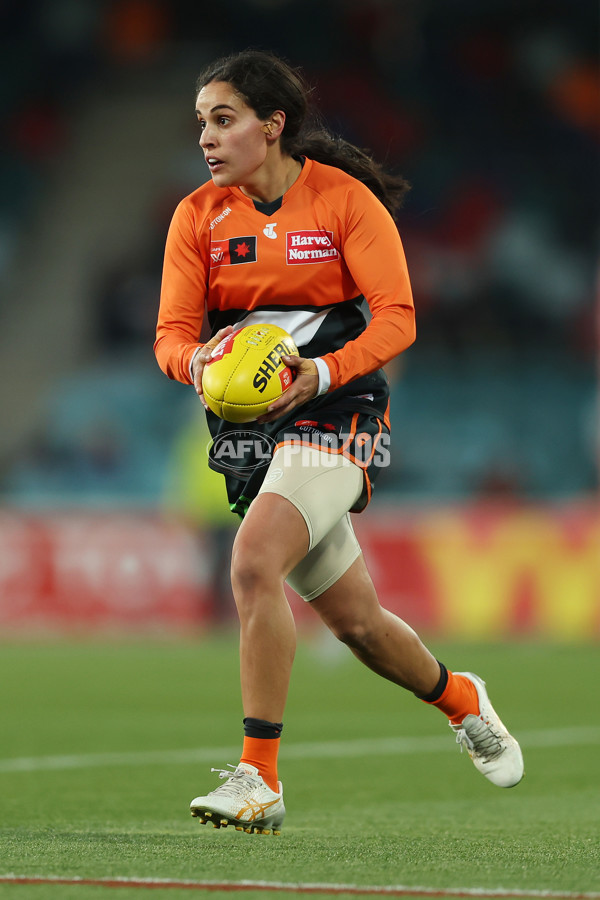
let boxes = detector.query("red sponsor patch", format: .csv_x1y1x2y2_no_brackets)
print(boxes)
210,241,229,267
210,236,257,267
286,230,339,265
279,368,293,391
294,420,318,427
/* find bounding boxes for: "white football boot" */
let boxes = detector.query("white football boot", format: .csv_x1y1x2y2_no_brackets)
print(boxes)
190,763,285,834
450,672,524,788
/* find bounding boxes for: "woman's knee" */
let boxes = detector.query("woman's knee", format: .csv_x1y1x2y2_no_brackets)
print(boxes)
231,493,309,597
230,533,276,596
325,612,374,651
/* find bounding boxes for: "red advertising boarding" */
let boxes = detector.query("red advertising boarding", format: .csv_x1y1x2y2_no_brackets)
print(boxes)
0,501,598,638
0,511,211,633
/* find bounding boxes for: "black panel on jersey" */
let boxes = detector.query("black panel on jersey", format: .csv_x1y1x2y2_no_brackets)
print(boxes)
253,197,283,216
207,298,367,359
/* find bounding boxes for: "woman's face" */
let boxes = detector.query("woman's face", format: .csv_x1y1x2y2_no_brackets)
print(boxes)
196,81,269,189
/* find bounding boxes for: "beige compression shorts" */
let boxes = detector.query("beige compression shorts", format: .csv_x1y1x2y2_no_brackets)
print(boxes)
257,445,364,601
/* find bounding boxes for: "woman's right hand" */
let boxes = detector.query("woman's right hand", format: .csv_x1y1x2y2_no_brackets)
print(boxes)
191,325,235,408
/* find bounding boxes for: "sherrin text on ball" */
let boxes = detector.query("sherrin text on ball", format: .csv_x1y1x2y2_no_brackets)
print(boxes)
202,323,298,423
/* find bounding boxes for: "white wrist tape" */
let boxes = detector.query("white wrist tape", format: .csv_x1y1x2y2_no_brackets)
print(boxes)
313,357,331,396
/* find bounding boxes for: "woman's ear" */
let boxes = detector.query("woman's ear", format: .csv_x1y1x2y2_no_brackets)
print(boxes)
263,110,286,140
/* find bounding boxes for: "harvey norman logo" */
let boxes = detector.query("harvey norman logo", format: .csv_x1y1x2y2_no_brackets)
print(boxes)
286,230,339,264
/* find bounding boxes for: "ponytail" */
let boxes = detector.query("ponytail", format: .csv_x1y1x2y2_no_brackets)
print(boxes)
291,131,410,218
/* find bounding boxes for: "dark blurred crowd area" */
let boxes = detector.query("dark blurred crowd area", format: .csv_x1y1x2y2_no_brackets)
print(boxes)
1,0,598,506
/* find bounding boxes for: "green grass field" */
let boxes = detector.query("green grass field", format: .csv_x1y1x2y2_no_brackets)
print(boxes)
0,633,598,900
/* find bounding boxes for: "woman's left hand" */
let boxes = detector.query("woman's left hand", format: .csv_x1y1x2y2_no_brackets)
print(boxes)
255,355,320,423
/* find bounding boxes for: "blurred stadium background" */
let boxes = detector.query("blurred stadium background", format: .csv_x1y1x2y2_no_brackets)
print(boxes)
0,0,598,640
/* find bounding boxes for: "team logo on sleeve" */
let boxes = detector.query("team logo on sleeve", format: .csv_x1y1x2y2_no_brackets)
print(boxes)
210,236,257,267
286,230,339,264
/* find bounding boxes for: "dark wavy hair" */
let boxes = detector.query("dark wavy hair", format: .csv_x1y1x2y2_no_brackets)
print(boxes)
196,50,410,217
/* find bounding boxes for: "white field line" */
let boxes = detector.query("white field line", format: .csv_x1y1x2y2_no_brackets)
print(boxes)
0,726,599,774
0,874,598,899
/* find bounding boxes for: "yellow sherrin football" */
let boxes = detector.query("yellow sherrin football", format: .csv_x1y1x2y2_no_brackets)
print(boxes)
201,323,298,423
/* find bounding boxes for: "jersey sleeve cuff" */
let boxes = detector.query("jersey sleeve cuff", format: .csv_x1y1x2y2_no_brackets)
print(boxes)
314,357,331,395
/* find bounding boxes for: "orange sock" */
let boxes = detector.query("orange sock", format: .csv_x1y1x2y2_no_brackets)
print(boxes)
427,670,480,725
240,736,280,792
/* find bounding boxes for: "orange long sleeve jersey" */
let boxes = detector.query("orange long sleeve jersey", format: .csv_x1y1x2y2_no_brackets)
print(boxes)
155,158,416,393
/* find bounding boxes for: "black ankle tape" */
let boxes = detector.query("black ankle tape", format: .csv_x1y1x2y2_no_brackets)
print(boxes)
243,717,283,739
420,661,448,703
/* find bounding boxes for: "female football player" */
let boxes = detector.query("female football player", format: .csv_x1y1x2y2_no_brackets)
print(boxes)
155,49,523,834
